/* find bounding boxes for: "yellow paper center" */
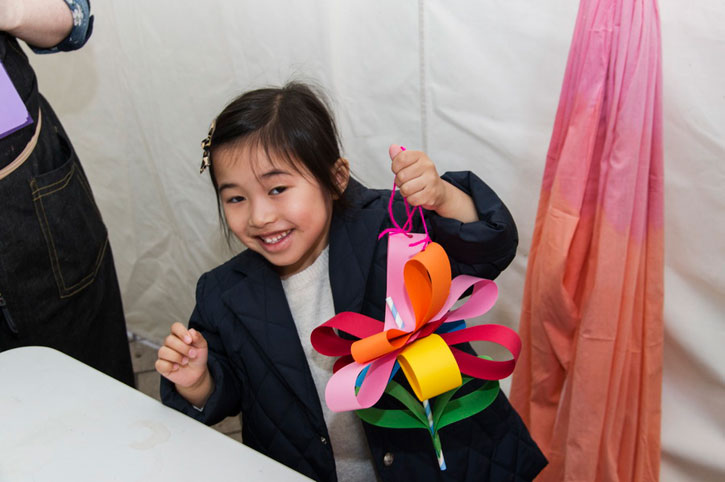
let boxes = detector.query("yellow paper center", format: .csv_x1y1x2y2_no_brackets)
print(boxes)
398,334,462,401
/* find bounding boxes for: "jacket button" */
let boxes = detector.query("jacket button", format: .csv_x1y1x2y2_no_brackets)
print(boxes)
320,436,328,445
383,452,394,466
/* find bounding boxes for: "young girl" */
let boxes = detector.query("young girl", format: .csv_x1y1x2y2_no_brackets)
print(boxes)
157,82,546,481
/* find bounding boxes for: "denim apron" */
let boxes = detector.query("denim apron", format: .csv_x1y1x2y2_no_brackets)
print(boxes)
0,33,134,387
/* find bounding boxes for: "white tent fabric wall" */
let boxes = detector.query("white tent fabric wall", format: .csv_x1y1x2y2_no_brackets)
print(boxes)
25,1,724,480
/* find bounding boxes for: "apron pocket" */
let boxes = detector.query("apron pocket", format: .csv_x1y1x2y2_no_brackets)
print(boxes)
30,152,108,299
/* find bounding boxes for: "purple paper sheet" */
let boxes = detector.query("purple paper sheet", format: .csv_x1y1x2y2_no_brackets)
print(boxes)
0,61,33,139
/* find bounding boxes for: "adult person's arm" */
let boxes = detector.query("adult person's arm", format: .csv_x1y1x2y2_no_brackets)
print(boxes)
0,0,73,47
1,0,92,53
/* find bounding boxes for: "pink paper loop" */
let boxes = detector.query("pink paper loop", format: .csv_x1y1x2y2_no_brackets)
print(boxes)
324,351,399,412
432,276,499,323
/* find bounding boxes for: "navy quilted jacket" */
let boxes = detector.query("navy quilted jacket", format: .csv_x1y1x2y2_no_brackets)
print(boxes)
161,171,547,481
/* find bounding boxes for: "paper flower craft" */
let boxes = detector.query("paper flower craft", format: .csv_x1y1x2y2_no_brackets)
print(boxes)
311,231,521,469
311,235,521,413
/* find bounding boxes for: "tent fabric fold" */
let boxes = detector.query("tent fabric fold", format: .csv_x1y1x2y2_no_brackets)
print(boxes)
509,0,664,480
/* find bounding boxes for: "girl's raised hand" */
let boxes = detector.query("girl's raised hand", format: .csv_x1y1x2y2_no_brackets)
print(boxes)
155,322,209,389
389,144,448,211
388,144,478,223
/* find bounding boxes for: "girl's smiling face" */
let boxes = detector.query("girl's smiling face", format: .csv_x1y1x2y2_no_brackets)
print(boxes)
213,144,338,278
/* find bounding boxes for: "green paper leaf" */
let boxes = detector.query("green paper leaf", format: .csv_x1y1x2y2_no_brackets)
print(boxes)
437,379,499,430
356,380,428,429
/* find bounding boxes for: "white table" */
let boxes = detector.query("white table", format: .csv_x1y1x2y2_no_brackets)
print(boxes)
0,346,311,481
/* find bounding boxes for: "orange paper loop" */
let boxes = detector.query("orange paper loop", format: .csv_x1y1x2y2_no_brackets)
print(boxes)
351,329,410,363
404,243,452,329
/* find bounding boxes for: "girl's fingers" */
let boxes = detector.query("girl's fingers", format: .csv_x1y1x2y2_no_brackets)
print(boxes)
170,322,192,344
404,186,437,209
188,328,208,349
389,144,405,160
391,150,418,175
157,346,188,366
156,324,206,381
396,159,434,187
397,175,426,200
404,191,437,210
155,358,179,377
394,153,436,182
163,332,193,357
400,171,446,209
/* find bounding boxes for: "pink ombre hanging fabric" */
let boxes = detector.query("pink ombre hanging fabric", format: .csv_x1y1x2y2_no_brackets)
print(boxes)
509,1,664,481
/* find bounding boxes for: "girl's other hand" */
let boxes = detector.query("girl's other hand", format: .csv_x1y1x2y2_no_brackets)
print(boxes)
389,144,449,211
155,322,209,389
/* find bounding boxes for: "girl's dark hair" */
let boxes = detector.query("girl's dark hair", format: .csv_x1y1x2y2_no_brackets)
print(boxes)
206,82,347,239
